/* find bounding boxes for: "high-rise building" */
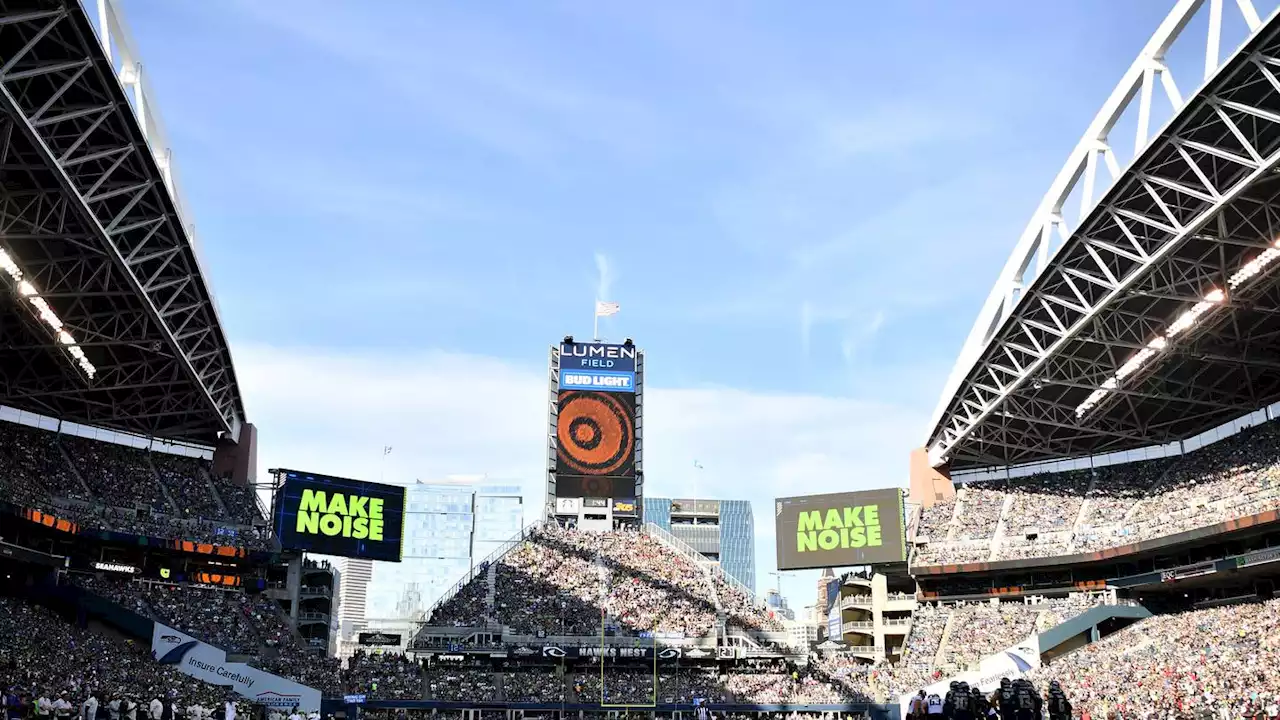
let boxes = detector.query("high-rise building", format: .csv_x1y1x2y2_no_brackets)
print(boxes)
363,480,523,620
337,557,372,635
643,497,756,592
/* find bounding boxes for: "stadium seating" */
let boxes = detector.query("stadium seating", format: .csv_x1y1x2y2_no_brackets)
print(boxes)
75,574,295,655
0,420,270,550
0,596,227,708
912,418,1280,566
438,524,782,639
1037,597,1280,719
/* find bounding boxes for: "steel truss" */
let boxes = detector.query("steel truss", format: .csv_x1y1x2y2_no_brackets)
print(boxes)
0,0,242,442
931,1,1280,469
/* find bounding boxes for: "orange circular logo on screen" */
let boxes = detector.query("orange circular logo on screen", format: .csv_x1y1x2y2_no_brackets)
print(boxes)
557,391,634,476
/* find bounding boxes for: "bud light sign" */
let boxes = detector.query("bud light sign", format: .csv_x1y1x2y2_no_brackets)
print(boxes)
559,343,635,392
561,370,634,392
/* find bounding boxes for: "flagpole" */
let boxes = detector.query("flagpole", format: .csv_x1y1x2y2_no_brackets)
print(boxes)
593,304,599,342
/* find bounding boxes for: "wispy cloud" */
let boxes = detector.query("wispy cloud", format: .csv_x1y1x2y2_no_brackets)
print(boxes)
594,252,614,301
841,310,887,365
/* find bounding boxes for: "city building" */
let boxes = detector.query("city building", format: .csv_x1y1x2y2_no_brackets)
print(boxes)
787,616,819,650
337,557,372,637
364,480,523,621
643,497,756,592
765,588,795,621
831,571,917,663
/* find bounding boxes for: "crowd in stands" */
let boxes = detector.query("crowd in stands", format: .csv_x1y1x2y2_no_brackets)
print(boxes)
502,670,564,703
151,453,222,520
0,596,226,710
0,422,92,504
0,419,270,550
343,652,422,700
913,418,1280,566
1037,597,1280,719
59,435,172,512
939,596,1101,670
446,524,782,639
16,561,1280,714
716,573,786,633
426,669,497,701
898,603,950,668
75,574,294,655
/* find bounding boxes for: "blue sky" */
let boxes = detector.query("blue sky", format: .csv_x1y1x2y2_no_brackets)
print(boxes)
121,0,1194,612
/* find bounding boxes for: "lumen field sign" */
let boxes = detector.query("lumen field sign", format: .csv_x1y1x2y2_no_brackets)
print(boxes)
775,488,906,570
274,469,406,562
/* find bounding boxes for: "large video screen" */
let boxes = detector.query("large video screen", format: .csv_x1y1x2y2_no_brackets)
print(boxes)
555,389,637,493
273,470,405,562
775,488,906,570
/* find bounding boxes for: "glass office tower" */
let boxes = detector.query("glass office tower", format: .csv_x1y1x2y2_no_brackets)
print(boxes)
364,481,523,619
642,497,756,592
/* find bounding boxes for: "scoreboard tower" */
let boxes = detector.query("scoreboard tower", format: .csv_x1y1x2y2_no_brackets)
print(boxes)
546,338,645,528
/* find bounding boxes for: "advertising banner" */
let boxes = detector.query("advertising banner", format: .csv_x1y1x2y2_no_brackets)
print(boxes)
273,470,406,562
555,390,636,488
559,343,636,394
897,637,1040,716
358,632,402,646
560,370,635,393
538,645,683,660
559,343,637,372
1161,561,1216,582
612,498,638,516
775,488,907,570
1236,546,1280,569
152,623,321,710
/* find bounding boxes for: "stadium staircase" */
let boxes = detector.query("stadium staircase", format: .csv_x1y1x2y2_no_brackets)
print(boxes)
485,558,497,612
53,438,97,499
987,495,1015,561
931,612,958,669
1070,472,1103,539
144,455,182,514
1122,460,1179,525
199,466,231,518
944,495,963,542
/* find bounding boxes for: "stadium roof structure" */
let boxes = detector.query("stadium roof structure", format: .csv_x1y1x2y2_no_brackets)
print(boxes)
928,0,1280,470
0,0,243,443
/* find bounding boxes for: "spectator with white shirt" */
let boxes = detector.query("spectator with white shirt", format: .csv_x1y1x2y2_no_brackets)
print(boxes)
53,693,73,720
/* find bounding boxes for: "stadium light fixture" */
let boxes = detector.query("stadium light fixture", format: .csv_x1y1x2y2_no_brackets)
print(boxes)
0,246,96,379
1075,237,1280,418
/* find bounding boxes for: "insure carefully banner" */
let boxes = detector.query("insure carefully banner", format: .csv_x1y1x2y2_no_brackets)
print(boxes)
273,469,405,562
775,488,906,570
152,623,322,710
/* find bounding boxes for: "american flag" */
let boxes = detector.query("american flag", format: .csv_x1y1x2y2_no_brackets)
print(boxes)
595,300,620,317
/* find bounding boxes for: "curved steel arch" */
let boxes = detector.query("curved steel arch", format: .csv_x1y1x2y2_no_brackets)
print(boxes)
0,0,246,441
928,0,1280,467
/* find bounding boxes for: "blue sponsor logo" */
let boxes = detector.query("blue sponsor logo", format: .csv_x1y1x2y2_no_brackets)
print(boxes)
560,370,635,392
